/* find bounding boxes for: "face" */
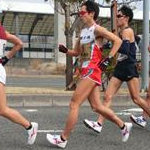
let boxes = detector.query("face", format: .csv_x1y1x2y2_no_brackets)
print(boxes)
117,11,128,27
79,5,94,24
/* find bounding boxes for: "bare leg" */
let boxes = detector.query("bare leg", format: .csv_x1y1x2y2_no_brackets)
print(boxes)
97,77,122,124
62,78,124,140
88,85,124,128
62,78,96,140
0,83,30,128
127,78,150,117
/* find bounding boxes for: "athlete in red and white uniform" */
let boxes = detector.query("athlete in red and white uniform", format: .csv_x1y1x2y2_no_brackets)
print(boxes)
46,1,132,148
80,24,103,85
0,23,38,145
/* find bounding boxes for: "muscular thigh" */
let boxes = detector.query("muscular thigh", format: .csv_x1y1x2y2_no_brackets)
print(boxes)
71,78,96,106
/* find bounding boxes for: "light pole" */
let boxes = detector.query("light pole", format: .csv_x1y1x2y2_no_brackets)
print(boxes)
141,0,149,92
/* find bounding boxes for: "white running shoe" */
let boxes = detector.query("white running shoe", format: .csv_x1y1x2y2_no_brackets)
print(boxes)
121,122,132,142
83,119,102,133
27,122,38,145
130,115,146,128
46,134,68,149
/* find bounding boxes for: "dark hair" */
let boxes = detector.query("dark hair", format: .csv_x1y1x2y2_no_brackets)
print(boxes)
118,5,133,23
81,0,99,21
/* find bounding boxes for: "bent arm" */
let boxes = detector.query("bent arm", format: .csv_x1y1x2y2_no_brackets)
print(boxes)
5,31,23,59
95,26,122,57
66,38,81,57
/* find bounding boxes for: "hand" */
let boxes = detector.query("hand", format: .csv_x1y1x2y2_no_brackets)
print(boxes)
99,56,112,71
58,44,68,53
0,56,9,66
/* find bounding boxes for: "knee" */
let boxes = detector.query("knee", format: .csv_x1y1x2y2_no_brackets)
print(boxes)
91,104,103,113
69,98,80,110
91,105,98,112
103,93,113,103
90,102,97,111
131,95,140,105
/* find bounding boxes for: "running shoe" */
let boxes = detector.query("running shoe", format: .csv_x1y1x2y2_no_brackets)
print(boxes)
83,119,102,133
46,134,68,148
27,122,38,145
121,122,132,142
130,115,146,128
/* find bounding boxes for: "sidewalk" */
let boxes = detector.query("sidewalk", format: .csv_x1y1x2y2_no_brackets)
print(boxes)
5,79,147,108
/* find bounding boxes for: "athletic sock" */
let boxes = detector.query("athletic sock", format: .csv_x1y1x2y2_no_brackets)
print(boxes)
142,116,146,121
61,135,66,141
97,122,102,126
26,123,32,130
120,124,125,130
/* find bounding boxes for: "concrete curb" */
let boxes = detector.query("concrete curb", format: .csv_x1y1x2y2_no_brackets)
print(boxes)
6,93,146,107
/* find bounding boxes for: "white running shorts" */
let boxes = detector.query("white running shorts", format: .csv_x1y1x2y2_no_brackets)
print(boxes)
0,64,6,85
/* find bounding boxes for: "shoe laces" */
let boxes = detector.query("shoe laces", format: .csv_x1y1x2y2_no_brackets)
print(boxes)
29,127,35,138
136,117,145,123
122,126,129,136
92,122,100,128
53,136,64,144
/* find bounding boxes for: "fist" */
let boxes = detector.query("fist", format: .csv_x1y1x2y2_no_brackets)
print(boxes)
58,44,68,53
0,56,9,66
98,56,112,71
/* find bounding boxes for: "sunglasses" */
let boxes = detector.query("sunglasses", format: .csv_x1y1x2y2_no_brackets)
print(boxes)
117,14,125,18
79,11,88,16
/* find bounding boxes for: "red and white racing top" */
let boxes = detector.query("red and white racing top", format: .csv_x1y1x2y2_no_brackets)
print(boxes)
80,24,103,69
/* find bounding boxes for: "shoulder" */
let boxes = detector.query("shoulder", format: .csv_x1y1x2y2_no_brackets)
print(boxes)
122,27,134,40
94,25,109,37
95,25,107,32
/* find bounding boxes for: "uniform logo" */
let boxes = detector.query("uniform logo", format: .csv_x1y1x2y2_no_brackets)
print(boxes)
83,68,93,77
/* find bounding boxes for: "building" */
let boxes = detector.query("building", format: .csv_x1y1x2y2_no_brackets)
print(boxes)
0,0,149,64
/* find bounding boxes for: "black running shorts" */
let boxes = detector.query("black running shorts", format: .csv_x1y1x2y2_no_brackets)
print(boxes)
113,63,139,81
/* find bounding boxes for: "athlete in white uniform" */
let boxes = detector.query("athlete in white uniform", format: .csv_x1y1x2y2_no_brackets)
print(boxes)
46,1,132,148
0,23,38,145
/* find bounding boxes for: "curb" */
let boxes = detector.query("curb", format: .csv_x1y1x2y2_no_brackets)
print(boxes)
6,93,146,107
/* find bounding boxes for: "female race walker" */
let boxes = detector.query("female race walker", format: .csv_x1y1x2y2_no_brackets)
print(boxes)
46,1,132,148
0,23,38,145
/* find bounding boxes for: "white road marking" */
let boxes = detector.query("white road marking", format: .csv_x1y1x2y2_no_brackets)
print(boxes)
26,109,38,112
122,108,143,112
115,112,131,116
37,130,63,133
116,108,143,116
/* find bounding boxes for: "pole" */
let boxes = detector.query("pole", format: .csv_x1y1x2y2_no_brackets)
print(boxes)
14,13,22,57
141,0,149,91
54,1,58,63
111,0,117,34
65,4,73,89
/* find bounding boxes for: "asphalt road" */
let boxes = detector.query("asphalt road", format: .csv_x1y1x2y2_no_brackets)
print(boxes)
0,106,149,150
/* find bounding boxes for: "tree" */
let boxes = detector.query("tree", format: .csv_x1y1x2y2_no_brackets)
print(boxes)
45,0,142,90
45,0,84,90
